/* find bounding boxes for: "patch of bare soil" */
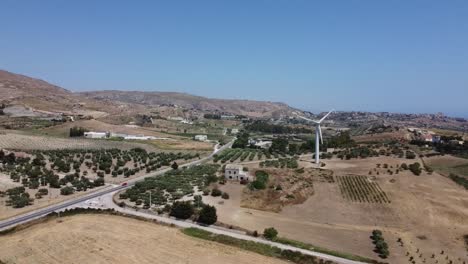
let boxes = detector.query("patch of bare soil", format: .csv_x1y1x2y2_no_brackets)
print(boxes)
240,168,324,213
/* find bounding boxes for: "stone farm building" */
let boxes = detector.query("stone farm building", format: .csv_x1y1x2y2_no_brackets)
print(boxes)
224,164,251,181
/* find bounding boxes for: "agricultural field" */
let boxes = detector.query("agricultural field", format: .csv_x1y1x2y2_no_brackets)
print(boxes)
0,131,160,151
146,137,213,152
0,148,199,219
0,214,286,264
213,148,289,163
336,175,390,203
260,157,299,169
32,119,169,138
118,164,220,208
204,154,468,263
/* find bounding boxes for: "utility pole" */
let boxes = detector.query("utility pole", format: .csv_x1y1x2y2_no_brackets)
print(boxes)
149,192,152,208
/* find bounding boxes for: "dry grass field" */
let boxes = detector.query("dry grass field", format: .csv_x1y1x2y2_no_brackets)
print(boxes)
424,155,468,177
352,130,410,143
36,119,171,138
148,138,213,151
206,156,468,263
0,214,286,264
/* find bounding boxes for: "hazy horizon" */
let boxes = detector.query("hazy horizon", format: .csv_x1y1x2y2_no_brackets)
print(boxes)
1,1,467,118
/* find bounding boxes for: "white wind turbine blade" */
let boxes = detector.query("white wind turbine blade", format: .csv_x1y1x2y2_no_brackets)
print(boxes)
318,109,334,123
294,113,319,124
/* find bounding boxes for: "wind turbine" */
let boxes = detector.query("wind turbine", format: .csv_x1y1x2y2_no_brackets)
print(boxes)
295,110,334,165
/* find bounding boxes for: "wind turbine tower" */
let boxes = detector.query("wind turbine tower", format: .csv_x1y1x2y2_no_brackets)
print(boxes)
296,110,334,164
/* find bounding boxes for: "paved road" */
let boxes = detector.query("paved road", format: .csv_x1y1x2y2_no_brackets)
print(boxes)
0,141,232,231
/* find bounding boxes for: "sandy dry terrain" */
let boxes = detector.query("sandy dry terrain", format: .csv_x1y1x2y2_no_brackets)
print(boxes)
205,156,468,263
0,214,286,264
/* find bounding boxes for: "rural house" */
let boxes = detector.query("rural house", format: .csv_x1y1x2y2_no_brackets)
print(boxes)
224,164,251,181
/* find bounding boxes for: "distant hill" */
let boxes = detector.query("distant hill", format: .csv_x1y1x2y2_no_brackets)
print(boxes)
0,70,113,117
79,90,297,118
0,69,298,118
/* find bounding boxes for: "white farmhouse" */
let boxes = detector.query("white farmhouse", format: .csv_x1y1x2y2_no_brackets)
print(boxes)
194,135,208,141
84,132,107,139
224,164,251,181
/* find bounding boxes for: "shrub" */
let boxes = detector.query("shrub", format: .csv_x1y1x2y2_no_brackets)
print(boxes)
211,188,222,197
221,192,230,199
263,227,278,240
401,163,408,170
60,186,74,195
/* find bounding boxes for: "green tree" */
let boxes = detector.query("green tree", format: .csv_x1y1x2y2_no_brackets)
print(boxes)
170,201,194,219
193,195,204,208
270,138,288,153
197,204,217,225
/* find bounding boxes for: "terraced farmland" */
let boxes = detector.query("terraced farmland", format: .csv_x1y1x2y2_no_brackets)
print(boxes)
337,175,390,203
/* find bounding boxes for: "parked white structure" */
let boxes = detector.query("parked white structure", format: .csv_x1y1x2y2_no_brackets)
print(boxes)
124,135,157,140
194,135,208,141
224,164,251,181
84,132,107,139
254,140,272,149
231,128,239,134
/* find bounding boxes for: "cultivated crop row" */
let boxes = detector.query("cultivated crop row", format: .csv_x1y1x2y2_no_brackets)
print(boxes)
337,175,390,203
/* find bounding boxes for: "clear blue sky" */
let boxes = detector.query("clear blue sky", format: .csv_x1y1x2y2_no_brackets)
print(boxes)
1,1,467,117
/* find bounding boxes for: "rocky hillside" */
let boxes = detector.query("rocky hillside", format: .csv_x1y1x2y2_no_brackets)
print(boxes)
0,70,114,117
79,90,297,118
